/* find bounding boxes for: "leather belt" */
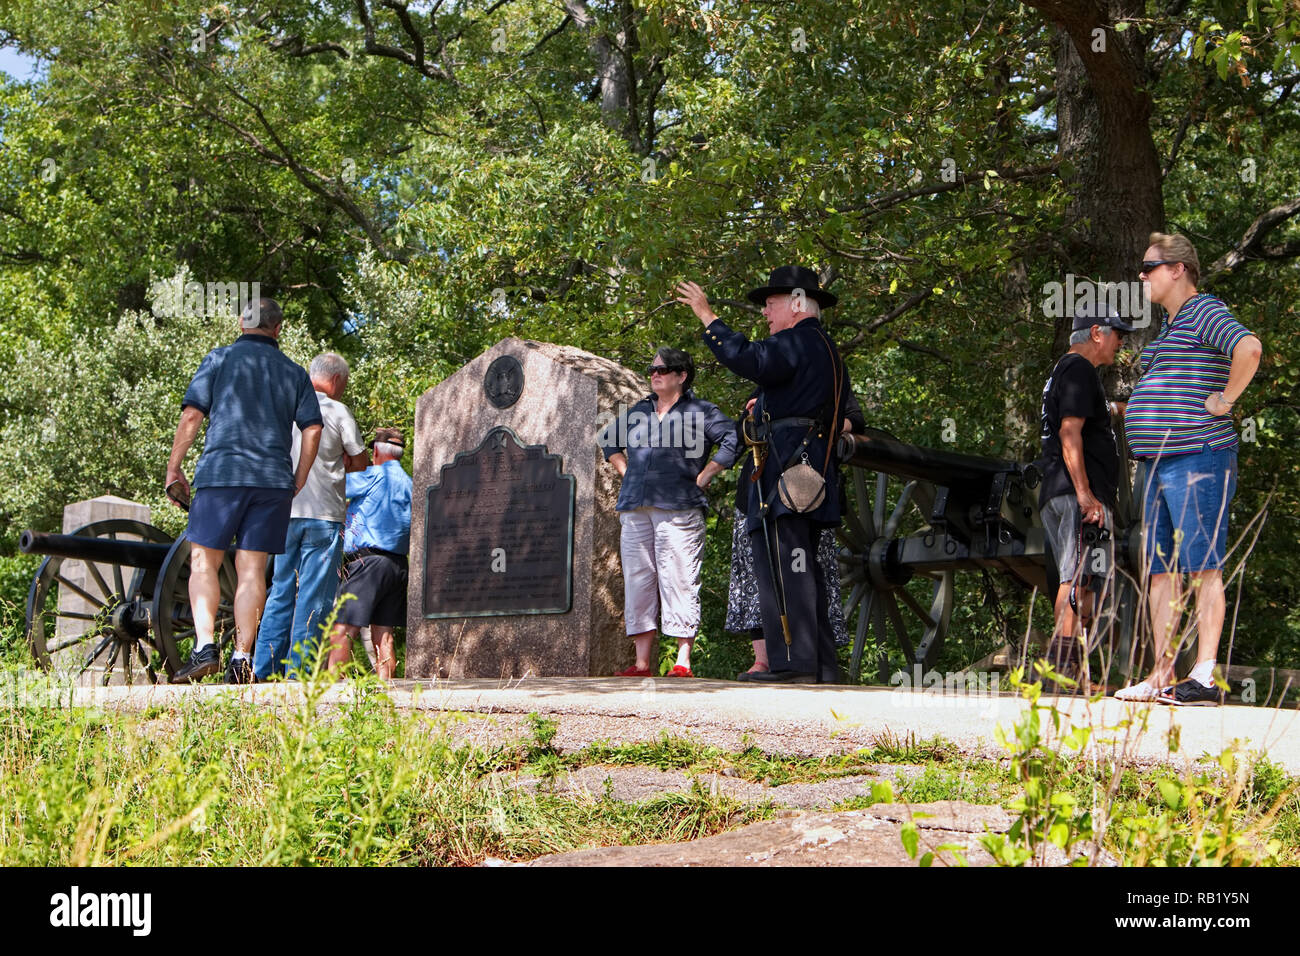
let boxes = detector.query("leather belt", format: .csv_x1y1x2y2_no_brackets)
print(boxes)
346,546,408,567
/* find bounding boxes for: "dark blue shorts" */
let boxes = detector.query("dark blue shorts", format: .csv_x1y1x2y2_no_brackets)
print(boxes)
186,486,294,554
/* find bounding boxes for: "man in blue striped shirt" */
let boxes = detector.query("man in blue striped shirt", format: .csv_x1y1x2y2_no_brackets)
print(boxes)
1117,233,1263,705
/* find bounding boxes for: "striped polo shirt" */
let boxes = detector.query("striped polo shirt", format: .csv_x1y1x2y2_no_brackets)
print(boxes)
1124,294,1252,459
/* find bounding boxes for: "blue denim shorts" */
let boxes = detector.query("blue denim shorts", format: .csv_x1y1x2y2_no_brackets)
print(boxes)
1140,446,1237,574
186,486,294,553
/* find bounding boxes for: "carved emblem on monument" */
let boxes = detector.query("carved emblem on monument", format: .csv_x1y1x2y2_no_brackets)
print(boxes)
423,426,575,617
483,355,524,409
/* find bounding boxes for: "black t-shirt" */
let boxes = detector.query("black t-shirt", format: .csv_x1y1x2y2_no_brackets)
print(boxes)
1039,352,1118,505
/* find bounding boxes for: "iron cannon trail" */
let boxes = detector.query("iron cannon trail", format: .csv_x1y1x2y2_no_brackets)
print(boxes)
833,427,1152,683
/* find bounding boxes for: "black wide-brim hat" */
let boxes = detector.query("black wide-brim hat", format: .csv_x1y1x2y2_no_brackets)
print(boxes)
746,265,838,308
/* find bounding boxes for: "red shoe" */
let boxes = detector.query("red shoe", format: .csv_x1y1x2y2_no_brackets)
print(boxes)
667,665,693,678
617,665,653,677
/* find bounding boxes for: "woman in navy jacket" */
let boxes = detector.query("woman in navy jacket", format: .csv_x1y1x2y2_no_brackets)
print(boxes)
599,347,739,677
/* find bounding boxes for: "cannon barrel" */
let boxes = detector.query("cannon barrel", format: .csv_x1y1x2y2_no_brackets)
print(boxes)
19,529,174,569
837,429,1037,489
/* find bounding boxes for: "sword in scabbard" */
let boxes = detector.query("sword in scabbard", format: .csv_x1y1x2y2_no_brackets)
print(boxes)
744,409,792,661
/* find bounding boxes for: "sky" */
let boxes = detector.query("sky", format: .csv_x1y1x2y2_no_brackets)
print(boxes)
0,46,40,81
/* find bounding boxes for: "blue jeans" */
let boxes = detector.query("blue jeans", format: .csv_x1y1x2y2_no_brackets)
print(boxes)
1141,445,1238,574
253,518,343,679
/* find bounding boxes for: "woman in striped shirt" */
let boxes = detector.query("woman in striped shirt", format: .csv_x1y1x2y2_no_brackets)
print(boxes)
1116,233,1263,705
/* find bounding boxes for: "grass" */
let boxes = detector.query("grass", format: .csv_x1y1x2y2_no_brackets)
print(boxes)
0,672,774,866
2,662,1298,866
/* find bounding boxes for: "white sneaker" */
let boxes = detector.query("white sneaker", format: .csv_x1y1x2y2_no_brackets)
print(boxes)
1114,681,1161,702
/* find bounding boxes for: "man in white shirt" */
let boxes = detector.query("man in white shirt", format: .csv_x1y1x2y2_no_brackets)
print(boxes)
253,352,368,680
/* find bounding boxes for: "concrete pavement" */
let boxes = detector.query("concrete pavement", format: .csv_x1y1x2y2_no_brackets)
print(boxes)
7,673,1299,772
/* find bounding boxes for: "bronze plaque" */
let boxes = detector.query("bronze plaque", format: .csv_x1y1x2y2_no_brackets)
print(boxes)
423,426,574,617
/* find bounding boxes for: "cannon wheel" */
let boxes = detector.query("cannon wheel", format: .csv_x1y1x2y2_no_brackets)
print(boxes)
838,468,955,682
150,537,239,678
25,519,171,684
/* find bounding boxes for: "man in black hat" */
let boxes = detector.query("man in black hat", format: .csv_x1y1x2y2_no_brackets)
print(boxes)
1037,303,1134,690
676,267,848,683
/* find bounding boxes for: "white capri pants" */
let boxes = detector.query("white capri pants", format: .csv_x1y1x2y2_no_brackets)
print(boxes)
618,506,706,638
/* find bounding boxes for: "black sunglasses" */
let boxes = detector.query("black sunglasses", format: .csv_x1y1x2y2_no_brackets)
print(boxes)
647,365,684,376
1140,259,1179,273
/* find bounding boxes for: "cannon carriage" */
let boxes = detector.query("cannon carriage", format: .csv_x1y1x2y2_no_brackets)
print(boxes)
834,427,1157,683
20,520,238,684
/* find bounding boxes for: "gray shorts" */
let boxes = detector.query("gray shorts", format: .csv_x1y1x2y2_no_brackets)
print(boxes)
1041,494,1113,585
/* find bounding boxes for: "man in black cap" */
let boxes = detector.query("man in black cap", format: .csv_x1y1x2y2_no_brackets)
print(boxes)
676,267,848,683
1037,303,1134,690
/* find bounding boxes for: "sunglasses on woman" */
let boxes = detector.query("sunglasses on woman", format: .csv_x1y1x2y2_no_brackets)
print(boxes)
1140,259,1179,273
647,365,684,375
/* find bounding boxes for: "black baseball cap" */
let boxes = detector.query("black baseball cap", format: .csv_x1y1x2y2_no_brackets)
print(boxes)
1072,303,1136,334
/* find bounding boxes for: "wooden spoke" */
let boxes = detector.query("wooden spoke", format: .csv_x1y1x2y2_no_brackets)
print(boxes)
853,469,875,539
885,594,917,663
46,630,101,654
85,562,114,602
53,573,108,609
101,641,122,686
897,585,938,629
873,472,888,535
106,531,126,597
883,481,915,539
137,641,158,685
842,579,867,620
80,633,114,673
849,591,873,681
837,514,868,552
55,611,100,622
872,594,889,663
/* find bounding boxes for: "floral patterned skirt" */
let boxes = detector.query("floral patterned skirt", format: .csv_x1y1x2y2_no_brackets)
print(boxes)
724,508,851,646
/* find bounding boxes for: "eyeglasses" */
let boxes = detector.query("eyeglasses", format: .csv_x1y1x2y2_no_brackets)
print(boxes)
647,365,683,376
1140,259,1179,274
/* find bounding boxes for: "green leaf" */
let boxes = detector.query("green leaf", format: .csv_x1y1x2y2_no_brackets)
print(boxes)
1048,822,1070,848
1065,725,1091,750
1157,779,1181,809
901,822,919,858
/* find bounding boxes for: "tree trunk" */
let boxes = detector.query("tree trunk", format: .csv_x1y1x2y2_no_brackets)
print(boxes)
1032,1,1166,366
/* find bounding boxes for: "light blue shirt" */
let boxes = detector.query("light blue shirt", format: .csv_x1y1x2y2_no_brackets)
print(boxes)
344,460,412,555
